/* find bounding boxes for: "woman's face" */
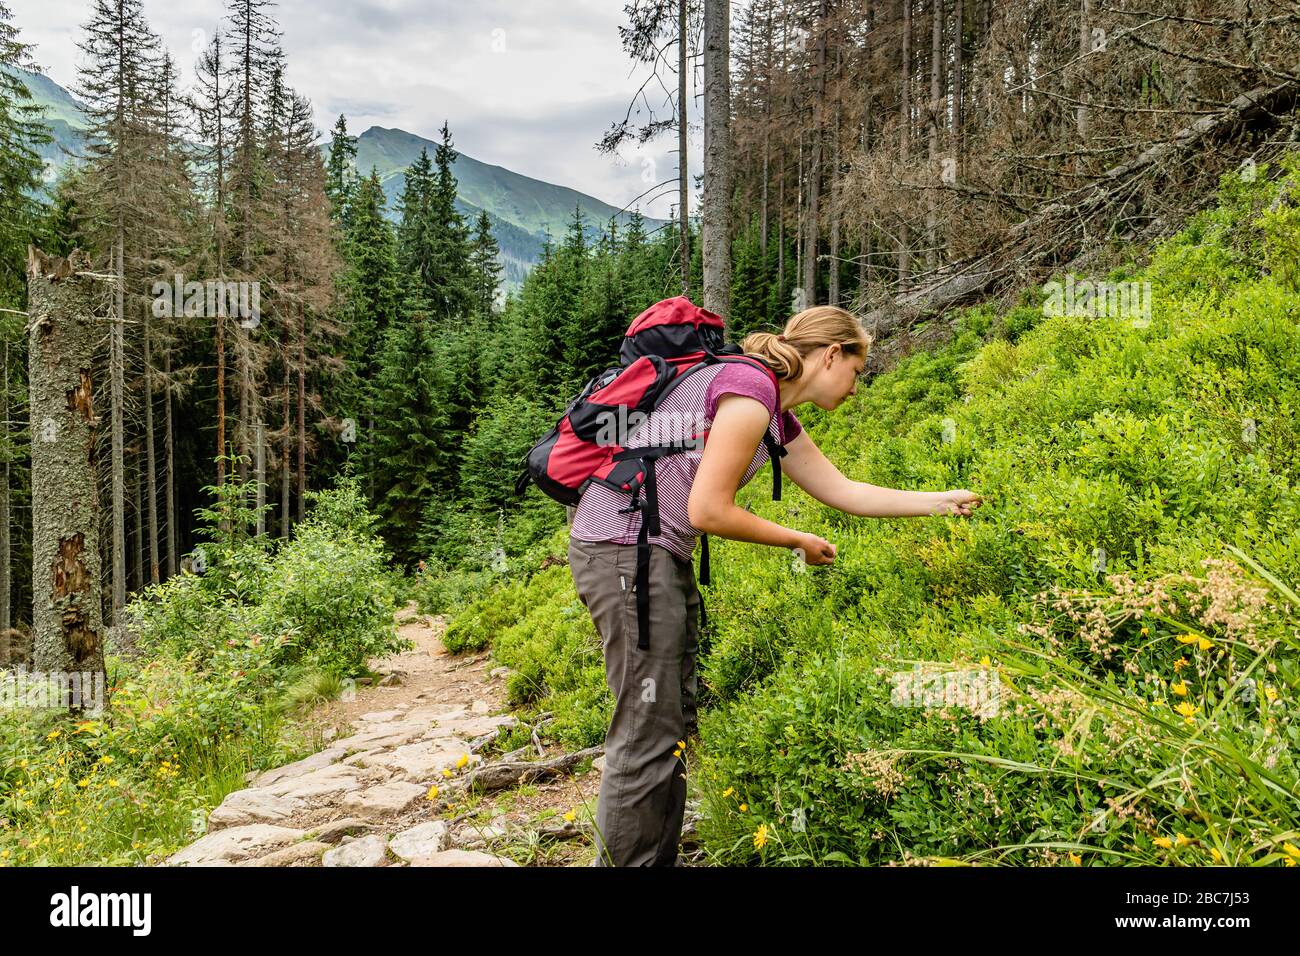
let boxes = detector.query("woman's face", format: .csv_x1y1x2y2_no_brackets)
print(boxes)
809,344,866,410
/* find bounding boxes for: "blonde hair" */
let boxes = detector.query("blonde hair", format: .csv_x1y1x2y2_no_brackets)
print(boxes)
739,305,873,383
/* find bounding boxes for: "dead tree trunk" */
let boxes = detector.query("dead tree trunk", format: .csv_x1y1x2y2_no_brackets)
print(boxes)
702,0,732,320
26,247,107,693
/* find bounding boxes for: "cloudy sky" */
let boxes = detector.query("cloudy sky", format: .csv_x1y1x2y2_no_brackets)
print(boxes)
9,0,708,220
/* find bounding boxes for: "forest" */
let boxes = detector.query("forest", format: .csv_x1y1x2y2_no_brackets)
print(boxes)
0,0,1298,873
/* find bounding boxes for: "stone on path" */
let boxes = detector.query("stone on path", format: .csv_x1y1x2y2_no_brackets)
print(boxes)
248,747,348,788
243,841,332,867
306,818,376,844
388,821,450,862
168,824,305,866
208,788,305,830
342,780,430,818
322,834,390,867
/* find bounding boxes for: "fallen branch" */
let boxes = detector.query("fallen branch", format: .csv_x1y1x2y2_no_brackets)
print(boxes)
859,78,1300,360
467,746,604,795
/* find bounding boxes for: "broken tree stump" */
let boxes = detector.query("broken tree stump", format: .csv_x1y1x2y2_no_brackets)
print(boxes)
26,247,107,698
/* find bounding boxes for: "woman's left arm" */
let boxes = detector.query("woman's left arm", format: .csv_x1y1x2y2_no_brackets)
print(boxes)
780,430,983,517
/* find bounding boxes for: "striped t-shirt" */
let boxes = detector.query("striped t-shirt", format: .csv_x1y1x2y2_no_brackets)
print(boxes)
570,360,802,562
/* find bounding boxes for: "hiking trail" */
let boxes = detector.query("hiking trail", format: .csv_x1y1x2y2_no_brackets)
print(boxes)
163,602,649,867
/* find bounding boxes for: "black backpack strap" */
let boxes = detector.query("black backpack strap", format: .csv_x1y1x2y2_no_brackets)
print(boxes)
761,432,786,500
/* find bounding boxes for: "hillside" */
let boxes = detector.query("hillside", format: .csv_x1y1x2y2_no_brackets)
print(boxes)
426,154,1300,866
338,126,667,291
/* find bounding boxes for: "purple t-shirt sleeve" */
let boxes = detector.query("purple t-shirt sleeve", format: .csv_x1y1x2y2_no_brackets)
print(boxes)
704,364,802,444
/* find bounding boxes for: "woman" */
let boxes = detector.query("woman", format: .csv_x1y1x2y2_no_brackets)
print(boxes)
568,305,983,867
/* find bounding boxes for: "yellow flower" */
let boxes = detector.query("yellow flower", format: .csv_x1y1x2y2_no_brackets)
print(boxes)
46,730,61,741
441,768,453,778
425,785,439,800
1139,627,1149,636
1173,658,1187,672
1283,843,1300,860
1171,681,1188,697
563,810,577,823
722,787,735,799
1175,633,1199,645
1209,848,1222,863
677,740,686,751
456,753,469,769
738,803,748,813
1069,852,1081,866
1264,686,1279,703
672,749,681,758
1174,701,1198,719
99,756,113,765
108,779,119,787
1174,833,1191,848
753,823,768,849
979,655,991,668
1197,637,1213,651
1153,836,1173,849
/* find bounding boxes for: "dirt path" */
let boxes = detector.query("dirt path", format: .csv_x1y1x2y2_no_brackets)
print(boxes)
165,603,604,867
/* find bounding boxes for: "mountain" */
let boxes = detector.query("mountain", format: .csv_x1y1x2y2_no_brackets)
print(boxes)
8,68,664,293
336,125,666,292
3,68,90,182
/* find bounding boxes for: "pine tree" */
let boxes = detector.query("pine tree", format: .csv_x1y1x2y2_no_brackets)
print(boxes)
468,209,502,320
427,121,474,320
324,114,358,228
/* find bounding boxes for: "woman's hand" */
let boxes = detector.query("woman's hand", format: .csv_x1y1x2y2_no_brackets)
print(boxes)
930,489,983,517
792,531,837,565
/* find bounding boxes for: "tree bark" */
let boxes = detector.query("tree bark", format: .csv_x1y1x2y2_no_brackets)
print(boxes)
702,0,732,320
164,348,176,579
26,247,107,696
143,303,159,584
111,235,126,626
678,0,690,296
899,0,912,283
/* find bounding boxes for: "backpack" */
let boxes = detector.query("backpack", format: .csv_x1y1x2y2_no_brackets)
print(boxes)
514,295,787,651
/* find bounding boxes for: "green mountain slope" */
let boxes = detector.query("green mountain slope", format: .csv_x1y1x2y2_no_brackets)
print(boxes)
441,152,1300,866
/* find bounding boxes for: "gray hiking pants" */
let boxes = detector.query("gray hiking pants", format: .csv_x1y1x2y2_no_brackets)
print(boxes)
568,535,701,867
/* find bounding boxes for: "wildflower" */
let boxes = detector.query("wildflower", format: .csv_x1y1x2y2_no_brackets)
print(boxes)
1153,836,1172,849
1283,843,1300,861
738,803,748,813
672,749,681,758
1174,833,1191,848
1174,702,1197,719
425,786,438,801
979,655,991,668
99,756,113,765
46,730,61,741
1139,627,1149,636
1069,852,1081,866
1209,848,1222,863
563,810,577,823
1175,634,1199,645
1197,638,1213,651
754,823,769,850
722,787,735,799
1171,681,1188,697
108,779,119,787
1264,686,1279,703
442,768,453,778
456,754,469,769
1173,658,1187,672
677,740,686,751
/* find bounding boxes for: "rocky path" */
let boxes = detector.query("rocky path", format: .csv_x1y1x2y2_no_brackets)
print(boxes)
166,604,606,867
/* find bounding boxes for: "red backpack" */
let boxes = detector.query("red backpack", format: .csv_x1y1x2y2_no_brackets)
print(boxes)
514,296,787,650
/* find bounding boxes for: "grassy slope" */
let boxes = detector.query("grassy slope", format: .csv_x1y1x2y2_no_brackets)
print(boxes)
433,154,1300,865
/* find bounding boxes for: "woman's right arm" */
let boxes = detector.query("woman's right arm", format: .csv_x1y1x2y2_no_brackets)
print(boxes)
688,394,836,563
